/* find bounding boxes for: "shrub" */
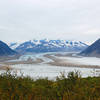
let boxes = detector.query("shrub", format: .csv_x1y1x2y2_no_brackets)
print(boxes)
0,70,100,100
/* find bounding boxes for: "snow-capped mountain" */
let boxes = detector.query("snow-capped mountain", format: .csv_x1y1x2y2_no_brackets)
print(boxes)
8,43,20,49
9,39,88,53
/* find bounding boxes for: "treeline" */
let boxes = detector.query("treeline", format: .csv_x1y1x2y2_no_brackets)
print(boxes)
0,70,100,100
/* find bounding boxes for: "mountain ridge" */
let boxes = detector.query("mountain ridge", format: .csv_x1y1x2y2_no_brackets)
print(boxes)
9,39,88,53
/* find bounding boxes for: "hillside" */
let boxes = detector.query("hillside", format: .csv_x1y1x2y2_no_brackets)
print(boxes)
80,39,100,57
0,41,17,56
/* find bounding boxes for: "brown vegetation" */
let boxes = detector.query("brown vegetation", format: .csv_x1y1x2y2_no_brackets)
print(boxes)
0,70,100,100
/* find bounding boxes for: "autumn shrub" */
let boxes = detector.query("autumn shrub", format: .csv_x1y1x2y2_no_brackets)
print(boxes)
0,70,100,100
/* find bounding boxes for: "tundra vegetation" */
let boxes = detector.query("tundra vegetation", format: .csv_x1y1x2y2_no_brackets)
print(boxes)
0,69,100,100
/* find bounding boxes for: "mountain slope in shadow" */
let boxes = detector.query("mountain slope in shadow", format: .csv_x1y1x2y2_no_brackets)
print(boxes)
80,39,100,57
0,41,17,56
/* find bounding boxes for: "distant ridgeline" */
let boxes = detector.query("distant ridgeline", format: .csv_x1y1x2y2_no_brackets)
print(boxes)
80,38,100,57
9,39,88,53
0,41,17,56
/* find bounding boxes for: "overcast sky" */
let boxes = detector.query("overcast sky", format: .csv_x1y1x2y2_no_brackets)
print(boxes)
0,0,100,44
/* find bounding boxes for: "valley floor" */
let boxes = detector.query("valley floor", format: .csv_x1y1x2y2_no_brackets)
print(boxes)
0,52,100,79
1,52,100,69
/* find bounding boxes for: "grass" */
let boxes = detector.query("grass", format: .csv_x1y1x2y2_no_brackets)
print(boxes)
0,69,100,100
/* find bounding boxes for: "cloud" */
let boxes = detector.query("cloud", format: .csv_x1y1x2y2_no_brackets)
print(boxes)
0,0,100,44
